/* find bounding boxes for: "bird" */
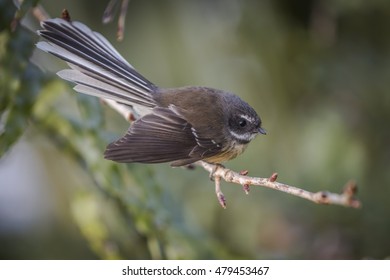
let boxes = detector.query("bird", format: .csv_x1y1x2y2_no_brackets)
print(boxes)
36,18,266,167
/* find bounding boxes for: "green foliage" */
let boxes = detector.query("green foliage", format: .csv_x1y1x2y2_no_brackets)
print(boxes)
0,0,45,156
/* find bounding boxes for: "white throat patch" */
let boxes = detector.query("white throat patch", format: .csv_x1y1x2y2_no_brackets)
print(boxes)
228,130,256,142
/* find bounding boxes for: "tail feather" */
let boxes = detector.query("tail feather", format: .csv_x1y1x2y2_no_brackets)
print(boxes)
57,69,155,108
37,18,156,109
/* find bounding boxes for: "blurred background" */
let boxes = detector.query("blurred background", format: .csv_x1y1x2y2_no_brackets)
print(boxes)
1,0,389,259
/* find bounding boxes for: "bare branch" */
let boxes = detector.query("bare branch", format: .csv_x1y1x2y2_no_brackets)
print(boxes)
102,0,129,41
197,161,361,209
32,5,50,22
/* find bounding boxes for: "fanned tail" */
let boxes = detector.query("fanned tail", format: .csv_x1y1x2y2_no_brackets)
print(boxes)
37,18,157,110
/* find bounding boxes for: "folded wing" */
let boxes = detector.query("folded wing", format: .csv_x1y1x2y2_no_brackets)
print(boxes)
104,106,222,166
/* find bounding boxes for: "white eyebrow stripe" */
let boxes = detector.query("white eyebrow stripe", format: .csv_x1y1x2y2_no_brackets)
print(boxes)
239,114,256,123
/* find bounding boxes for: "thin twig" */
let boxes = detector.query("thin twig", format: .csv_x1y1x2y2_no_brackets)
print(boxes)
214,175,226,209
32,5,50,22
117,0,129,41
102,0,129,41
197,161,361,209
102,0,119,24
100,99,136,122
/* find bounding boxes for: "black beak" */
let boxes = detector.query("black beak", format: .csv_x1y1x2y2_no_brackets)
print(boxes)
258,127,267,135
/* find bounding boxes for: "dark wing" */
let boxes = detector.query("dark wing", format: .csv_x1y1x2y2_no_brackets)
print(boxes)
104,106,222,166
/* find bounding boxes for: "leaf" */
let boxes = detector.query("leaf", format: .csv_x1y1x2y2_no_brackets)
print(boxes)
0,8,45,156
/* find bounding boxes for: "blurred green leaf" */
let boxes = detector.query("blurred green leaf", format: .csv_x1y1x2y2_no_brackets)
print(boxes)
0,0,45,156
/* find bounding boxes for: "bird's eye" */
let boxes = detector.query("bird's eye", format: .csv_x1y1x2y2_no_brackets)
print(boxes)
239,119,247,127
